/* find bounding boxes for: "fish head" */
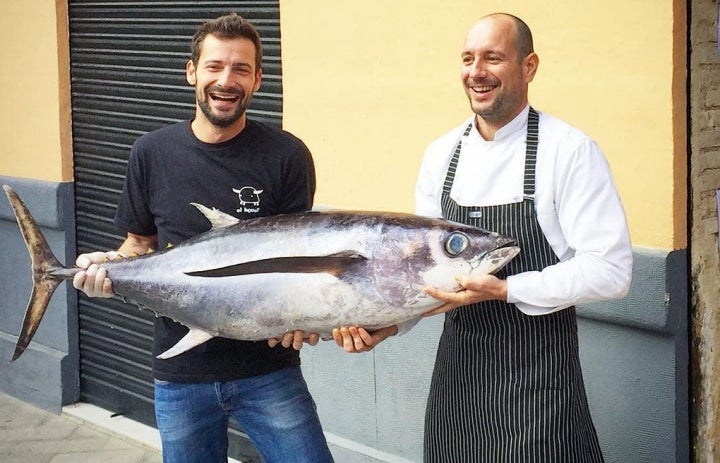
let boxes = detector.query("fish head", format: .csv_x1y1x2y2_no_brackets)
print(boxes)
370,215,519,308
417,221,519,292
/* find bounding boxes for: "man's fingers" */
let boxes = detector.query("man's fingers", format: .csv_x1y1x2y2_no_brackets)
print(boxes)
346,327,367,351
280,331,295,348
91,267,107,296
76,251,110,268
73,253,115,298
340,327,355,352
269,332,322,349
332,328,343,347
424,285,458,301
92,267,107,291
72,271,86,291
331,326,396,353
74,265,109,298
292,330,304,350
357,328,374,346
277,331,311,350
102,277,113,295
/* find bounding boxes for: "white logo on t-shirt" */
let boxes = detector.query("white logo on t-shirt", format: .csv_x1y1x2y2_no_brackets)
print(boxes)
233,186,263,213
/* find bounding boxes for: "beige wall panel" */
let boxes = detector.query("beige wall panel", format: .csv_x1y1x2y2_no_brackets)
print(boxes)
0,1,682,245
0,0,71,182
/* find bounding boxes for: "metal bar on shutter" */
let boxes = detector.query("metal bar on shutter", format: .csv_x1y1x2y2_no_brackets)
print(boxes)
68,2,281,461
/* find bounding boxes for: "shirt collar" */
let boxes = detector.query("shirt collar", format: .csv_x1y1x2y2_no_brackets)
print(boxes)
469,104,531,142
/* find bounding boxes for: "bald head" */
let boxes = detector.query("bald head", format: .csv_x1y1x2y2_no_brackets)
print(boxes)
472,13,534,62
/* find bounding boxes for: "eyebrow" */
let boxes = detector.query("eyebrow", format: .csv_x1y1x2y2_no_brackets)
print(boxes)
202,59,253,69
461,49,507,58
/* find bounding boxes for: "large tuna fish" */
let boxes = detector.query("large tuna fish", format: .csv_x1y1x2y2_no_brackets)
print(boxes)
3,185,519,361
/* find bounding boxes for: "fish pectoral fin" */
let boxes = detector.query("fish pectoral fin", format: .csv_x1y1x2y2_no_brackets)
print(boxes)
156,328,215,359
184,251,368,278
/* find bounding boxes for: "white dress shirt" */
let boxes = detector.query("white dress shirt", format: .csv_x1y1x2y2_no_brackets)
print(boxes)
414,105,632,316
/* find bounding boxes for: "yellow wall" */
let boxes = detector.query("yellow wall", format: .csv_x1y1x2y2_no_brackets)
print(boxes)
0,1,685,250
0,0,72,182
281,0,686,250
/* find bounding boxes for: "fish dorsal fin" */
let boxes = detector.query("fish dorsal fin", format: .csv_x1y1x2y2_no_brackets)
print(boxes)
184,251,367,278
156,328,215,359
190,203,239,229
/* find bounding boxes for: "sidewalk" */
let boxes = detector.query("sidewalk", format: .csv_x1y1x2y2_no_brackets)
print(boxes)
0,392,161,463
0,391,413,463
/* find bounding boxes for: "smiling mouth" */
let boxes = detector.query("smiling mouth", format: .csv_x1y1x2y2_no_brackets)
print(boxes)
470,85,496,94
209,92,240,103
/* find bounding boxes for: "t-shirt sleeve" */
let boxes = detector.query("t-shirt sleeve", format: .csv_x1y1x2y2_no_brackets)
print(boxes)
279,140,316,213
114,139,158,236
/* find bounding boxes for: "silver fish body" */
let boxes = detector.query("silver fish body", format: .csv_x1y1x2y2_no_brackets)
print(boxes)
4,185,520,360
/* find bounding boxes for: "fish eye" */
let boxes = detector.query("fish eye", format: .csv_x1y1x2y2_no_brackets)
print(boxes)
444,232,469,256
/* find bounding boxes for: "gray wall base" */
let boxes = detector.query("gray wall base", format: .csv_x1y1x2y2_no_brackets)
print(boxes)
0,177,78,413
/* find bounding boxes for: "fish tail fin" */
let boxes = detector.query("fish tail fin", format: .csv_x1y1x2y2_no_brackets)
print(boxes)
11,278,63,361
3,185,72,362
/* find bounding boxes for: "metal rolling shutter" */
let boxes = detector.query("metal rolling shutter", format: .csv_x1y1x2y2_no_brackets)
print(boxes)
69,2,281,460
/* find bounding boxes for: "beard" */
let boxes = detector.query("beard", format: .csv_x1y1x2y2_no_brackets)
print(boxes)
196,86,252,128
470,93,505,119
468,87,524,126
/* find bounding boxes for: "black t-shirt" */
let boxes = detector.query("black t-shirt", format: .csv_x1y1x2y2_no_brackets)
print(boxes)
114,119,316,382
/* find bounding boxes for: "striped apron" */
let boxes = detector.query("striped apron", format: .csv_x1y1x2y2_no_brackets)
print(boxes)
423,109,604,463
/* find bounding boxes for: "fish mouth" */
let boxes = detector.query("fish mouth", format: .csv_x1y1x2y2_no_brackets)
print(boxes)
470,242,520,276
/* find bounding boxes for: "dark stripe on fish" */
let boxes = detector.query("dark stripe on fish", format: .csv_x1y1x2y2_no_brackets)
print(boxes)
185,252,367,278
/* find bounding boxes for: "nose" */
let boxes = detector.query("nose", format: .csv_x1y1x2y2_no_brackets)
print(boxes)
216,67,233,88
468,59,488,79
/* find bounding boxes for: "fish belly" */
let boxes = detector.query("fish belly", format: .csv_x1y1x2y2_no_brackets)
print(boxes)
113,272,427,340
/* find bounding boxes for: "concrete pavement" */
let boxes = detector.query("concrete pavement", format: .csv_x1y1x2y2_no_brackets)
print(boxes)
0,391,410,463
0,392,161,463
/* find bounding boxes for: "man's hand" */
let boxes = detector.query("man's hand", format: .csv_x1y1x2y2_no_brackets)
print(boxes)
332,325,398,353
268,331,320,351
72,251,122,298
73,233,156,299
422,274,507,317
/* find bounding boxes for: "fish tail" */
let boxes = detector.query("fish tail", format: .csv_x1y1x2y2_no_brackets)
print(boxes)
3,185,75,362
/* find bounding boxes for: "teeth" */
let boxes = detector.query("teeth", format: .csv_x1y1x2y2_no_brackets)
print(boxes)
471,86,494,93
210,93,239,102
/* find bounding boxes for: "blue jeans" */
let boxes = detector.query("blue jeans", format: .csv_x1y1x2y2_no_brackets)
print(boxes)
154,366,334,463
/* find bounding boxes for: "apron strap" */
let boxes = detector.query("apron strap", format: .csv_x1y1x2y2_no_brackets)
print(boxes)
523,107,539,197
442,122,473,195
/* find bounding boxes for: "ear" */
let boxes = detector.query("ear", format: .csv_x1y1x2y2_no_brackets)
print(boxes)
253,68,263,92
523,53,539,83
186,60,197,86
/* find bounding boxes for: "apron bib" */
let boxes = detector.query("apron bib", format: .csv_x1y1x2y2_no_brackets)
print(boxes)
424,109,604,463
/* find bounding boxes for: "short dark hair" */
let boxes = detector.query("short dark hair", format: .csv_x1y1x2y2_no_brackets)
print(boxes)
190,13,263,70
484,13,534,60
